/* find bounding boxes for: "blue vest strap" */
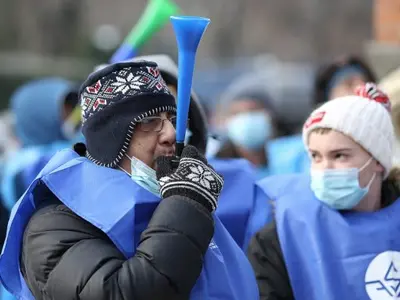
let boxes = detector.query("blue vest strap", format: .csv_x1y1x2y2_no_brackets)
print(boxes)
210,158,257,248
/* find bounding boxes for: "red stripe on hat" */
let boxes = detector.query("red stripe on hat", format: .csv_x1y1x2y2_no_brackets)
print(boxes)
304,111,326,129
355,82,391,112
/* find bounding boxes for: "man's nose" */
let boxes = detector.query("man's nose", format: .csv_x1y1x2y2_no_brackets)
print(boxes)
159,119,176,145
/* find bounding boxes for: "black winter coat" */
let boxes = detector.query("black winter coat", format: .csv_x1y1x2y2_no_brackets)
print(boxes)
20,181,214,300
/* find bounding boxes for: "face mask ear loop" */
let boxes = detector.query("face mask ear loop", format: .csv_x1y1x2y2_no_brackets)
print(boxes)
365,172,377,189
359,157,376,189
118,165,131,177
359,157,374,172
117,154,132,176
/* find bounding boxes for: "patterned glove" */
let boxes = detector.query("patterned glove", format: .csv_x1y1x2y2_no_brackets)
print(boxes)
156,145,224,212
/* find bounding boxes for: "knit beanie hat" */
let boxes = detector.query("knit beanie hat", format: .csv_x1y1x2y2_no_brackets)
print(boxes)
94,55,209,154
79,61,176,167
303,82,394,178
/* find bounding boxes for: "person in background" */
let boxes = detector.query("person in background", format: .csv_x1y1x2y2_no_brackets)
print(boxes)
379,66,400,164
248,83,398,300
236,55,377,179
314,55,376,106
0,111,19,244
214,88,280,179
0,112,20,300
266,55,378,178
268,55,377,177
1,78,82,211
213,79,310,179
0,111,19,168
0,61,259,299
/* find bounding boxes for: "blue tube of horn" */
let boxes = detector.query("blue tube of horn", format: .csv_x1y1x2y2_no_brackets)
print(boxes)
170,16,210,157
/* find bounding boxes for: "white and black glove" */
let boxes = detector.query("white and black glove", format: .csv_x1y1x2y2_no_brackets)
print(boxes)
156,145,224,213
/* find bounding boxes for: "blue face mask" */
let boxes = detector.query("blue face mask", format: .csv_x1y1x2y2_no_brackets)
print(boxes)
122,155,160,196
226,111,271,150
310,158,376,210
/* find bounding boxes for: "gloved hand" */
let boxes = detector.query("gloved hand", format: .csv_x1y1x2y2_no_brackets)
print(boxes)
156,145,224,212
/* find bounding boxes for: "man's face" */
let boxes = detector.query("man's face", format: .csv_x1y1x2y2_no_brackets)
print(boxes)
125,112,176,170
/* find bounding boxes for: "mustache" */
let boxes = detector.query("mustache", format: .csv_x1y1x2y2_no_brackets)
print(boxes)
159,152,174,157
153,151,175,169
154,149,175,162
160,145,175,157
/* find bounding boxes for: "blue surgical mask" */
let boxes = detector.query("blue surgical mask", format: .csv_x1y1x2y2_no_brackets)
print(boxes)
226,111,271,150
310,157,376,210
122,155,160,196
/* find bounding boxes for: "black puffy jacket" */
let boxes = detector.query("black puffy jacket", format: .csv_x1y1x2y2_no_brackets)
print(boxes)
20,181,214,300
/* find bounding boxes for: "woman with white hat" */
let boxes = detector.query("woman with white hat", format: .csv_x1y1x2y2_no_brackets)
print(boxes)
248,82,400,300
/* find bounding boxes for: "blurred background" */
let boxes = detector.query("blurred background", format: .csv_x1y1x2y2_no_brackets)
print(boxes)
0,1,399,298
0,0,399,113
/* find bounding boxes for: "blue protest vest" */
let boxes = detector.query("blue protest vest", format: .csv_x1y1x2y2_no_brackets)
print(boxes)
258,174,400,300
242,184,273,250
1,141,71,211
0,149,259,300
209,158,265,249
0,286,14,300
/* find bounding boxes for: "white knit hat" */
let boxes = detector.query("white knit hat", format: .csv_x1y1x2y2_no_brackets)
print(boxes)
302,83,395,178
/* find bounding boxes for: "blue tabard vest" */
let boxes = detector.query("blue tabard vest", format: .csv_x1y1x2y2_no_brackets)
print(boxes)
0,149,259,300
1,141,71,211
258,174,400,300
242,184,273,251
209,158,270,250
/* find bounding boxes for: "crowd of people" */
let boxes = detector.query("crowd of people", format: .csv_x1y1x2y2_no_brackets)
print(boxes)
0,47,399,300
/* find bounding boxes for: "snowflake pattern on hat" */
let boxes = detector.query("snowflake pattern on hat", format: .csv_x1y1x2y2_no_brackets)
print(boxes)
80,65,171,123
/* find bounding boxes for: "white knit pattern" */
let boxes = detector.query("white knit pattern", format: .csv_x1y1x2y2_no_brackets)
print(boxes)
158,157,224,212
303,95,395,178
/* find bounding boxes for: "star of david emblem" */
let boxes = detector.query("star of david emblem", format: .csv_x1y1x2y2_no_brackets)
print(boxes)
365,252,400,299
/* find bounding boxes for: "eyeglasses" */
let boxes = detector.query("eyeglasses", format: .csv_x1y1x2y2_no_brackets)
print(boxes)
136,116,189,132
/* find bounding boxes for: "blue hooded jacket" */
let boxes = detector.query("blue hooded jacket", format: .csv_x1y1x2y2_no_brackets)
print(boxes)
11,78,76,147
1,78,79,211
